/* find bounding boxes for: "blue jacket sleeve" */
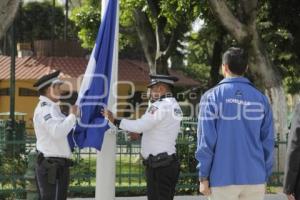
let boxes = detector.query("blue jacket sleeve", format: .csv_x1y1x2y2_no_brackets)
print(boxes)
261,98,275,181
195,93,218,178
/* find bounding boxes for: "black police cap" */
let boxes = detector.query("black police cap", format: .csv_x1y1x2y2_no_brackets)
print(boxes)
33,71,63,91
147,74,179,88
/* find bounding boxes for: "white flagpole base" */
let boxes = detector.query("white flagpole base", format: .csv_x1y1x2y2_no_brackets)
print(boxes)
95,129,117,200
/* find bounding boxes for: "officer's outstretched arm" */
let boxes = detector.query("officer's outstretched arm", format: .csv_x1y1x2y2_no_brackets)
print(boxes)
41,112,77,139
119,104,165,133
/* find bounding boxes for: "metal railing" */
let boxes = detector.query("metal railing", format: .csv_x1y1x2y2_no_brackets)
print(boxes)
0,119,288,198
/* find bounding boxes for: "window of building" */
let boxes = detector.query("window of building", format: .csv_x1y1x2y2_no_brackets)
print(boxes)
0,88,10,96
19,88,38,97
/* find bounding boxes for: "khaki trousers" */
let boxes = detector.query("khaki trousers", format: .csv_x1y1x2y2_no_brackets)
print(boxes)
209,184,265,200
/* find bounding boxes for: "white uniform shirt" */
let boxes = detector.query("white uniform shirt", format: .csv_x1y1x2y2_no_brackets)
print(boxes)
33,96,77,158
120,97,182,159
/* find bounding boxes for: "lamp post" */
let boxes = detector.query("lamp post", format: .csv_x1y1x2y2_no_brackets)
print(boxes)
7,18,17,195
10,20,16,130
64,0,69,41
51,0,56,56
7,19,16,156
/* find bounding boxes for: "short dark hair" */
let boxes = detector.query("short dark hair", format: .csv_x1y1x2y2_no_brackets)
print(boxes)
222,47,248,75
38,85,50,96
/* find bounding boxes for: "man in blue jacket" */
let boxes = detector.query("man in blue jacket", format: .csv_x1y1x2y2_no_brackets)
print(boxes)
195,47,274,200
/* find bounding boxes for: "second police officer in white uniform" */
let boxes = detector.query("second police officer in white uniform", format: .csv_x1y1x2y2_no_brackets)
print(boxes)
104,74,183,200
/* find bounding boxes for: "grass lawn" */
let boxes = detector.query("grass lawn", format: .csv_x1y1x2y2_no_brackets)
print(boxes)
70,154,146,188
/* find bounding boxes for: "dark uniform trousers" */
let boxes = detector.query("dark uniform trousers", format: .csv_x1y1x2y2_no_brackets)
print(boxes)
145,156,180,200
35,153,71,200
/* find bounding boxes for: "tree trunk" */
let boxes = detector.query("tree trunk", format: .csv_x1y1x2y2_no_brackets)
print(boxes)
247,32,288,172
155,55,169,75
133,9,157,74
210,35,224,87
133,8,173,75
292,94,300,109
248,28,288,136
133,1,182,75
0,0,20,40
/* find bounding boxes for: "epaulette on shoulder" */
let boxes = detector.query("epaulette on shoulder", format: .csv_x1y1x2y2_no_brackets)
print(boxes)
40,102,49,107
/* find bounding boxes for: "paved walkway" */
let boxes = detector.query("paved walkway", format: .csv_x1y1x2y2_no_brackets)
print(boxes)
70,194,288,200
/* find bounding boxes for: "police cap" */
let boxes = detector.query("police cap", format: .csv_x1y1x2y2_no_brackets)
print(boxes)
147,74,179,88
33,71,64,91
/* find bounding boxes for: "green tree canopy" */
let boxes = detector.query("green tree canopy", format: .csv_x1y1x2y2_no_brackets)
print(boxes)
70,0,144,59
184,0,300,93
70,0,199,73
16,1,78,42
70,0,299,94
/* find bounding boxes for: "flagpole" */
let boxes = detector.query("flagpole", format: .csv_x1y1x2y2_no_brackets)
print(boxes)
95,0,119,199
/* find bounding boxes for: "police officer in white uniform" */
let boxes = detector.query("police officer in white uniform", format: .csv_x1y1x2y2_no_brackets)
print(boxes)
33,71,78,200
104,74,183,200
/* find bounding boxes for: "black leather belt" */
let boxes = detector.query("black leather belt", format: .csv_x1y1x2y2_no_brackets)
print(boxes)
37,151,73,166
143,152,177,168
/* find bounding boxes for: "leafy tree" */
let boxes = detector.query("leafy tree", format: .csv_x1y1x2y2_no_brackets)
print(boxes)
71,0,200,74
183,32,212,87
70,0,101,49
70,0,144,59
267,0,300,94
1,1,80,55
16,1,78,42
185,0,300,94
131,0,199,74
184,21,226,87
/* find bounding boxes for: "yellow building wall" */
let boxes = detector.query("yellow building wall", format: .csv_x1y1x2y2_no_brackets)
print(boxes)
0,80,38,127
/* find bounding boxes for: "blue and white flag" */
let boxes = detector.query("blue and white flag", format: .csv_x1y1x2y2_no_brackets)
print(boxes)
68,0,118,151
